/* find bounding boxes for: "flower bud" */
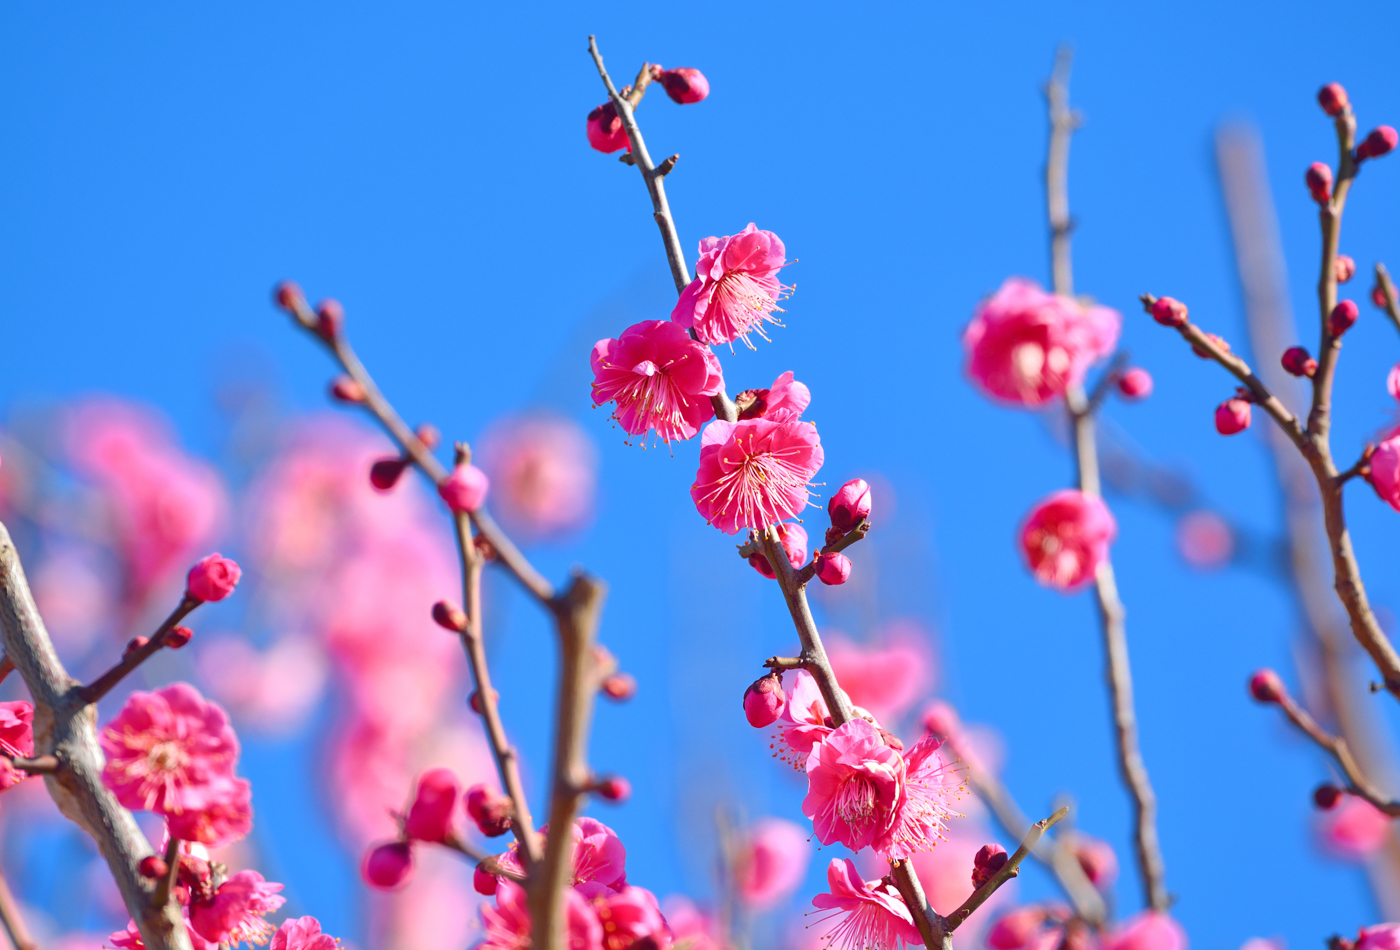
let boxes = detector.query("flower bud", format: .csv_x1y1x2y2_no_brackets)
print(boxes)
1306,162,1333,204
362,841,414,890
596,776,631,802
1192,333,1231,359
439,464,490,513
139,855,169,879
370,456,410,492
748,523,808,579
473,863,498,896
658,68,710,104
743,672,786,728
971,843,1009,889
432,599,469,633
814,551,852,586
987,910,1046,950
1357,126,1399,161
165,626,193,649
1117,368,1153,399
1249,668,1285,703
416,423,441,451
586,101,629,154
329,376,365,403
921,700,960,740
1281,346,1318,378
1071,835,1118,887
405,768,459,844
1335,254,1357,283
274,280,305,313
1215,397,1252,435
1374,285,1392,309
1318,83,1349,116
878,728,905,751
1329,299,1360,337
828,478,872,534
469,689,500,715
465,784,514,837
601,673,637,701
1314,784,1344,810
316,299,344,340
186,553,242,602
1150,296,1188,327
124,636,149,658
176,855,211,889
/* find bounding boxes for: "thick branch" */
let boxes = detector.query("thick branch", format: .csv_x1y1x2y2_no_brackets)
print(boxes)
78,595,200,704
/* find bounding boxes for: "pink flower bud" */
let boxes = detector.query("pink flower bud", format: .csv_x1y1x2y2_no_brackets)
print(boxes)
1357,126,1399,161
601,673,637,701
596,777,631,802
658,68,709,104
1249,668,1285,703
921,700,960,739
370,457,410,492
1072,835,1119,887
1306,162,1334,204
814,551,852,586
828,478,872,534
971,843,1009,889
274,280,305,313
748,523,808,579
316,299,344,340
362,841,414,890
329,375,365,403
1374,285,1392,309
186,553,242,602
1150,296,1188,327
124,636,149,657
1192,333,1230,359
1329,299,1360,337
165,626,193,649
988,909,1047,950
139,855,168,879
1336,254,1357,283
473,863,498,896
405,768,459,844
1318,83,1349,116
1281,346,1318,377
432,600,468,633
439,464,490,513
1314,784,1344,810
586,101,629,154
743,672,786,728
465,784,514,837
1215,397,1252,435
1117,368,1153,399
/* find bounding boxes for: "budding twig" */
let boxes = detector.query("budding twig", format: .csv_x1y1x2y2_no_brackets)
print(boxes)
78,595,200,705
1082,351,1131,417
0,866,37,950
1309,101,1358,442
1269,689,1400,816
944,806,1069,931
793,521,869,586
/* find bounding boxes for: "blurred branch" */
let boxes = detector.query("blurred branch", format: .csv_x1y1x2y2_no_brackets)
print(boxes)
1271,688,1400,815
1374,263,1400,338
0,868,36,950
78,595,200,704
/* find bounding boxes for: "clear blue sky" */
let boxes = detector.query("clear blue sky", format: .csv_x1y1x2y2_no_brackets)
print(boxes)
3,1,1400,946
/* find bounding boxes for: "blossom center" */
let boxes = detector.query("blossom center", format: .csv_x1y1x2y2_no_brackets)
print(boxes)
835,774,879,829
147,740,189,774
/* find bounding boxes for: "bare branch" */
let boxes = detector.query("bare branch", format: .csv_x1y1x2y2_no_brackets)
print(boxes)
0,866,37,950
1270,689,1400,816
1374,262,1400,338
5,754,58,774
945,807,1068,931
78,595,200,705
1308,104,1359,441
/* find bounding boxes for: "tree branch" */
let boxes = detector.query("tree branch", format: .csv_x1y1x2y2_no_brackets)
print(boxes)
1271,688,1400,816
944,807,1068,931
0,867,37,950
78,595,200,705
1374,262,1400,338
1308,104,1358,441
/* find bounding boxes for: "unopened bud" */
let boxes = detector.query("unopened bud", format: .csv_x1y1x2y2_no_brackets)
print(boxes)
1357,126,1399,162
743,671,787,728
1329,299,1360,337
316,299,344,340
439,463,490,513
1314,784,1344,810
734,387,770,420
814,551,852,586
473,863,499,896
1374,285,1392,309
921,700,960,739
139,855,169,879
1317,83,1349,117
274,280,305,313
165,626,193,649
596,776,631,802
432,599,468,633
416,423,441,450
828,478,872,534
330,375,366,403
586,101,629,154
601,673,637,701
1249,668,1285,703
1071,836,1119,887
124,636,149,658
362,841,414,890
1281,346,1318,378
1117,368,1153,399
1215,397,1252,436
658,67,710,104
1306,162,1333,204
1335,254,1356,283
1150,296,1188,327
370,456,410,492
465,784,514,837
469,689,499,715
1193,333,1231,359
971,843,1009,889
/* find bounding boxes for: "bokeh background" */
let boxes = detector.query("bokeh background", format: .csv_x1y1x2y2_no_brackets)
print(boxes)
2,1,1400,947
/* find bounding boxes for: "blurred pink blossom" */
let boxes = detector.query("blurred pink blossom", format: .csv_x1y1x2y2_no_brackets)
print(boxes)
734,817,811,909
1020,490,1116,591
1319,795,1391,857
661,896,727,950
1104,913,1187,950
827,633,933,724
480,414,598,538
196,635,329,735
189,869,285,945
1372,433,1400,513
31,550,111,654
1175,511,1234,569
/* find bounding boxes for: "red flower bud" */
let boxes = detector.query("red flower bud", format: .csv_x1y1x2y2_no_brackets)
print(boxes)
124,636,149,658
828,478,872,534
1313,784,1344,810
596,776,631,802
1117,368,1153,399
1215,397,1252,436
362,841,414,890
1329,299,1359,337
165,625,193,649
186,553,242,602
315,299,344,340
329,376,365,403
370,456,410,492
1317,83,1349,117
1249,668,1285,703
1281,346,1318,378
1193,333,1231,359
1335,254,1356,283
601,673,637,701
922,701,960,740
971,843,1009,889
473,863,498,896
586,101,629,154
465,784,514,837
439,463,490,513
1306,162,1333,204
405,768,459,844
1151,296,1188,327
274,280,305,313
814,551,852,586
139,855,169,879
743,672,787,728
1357,126,1398,161
658,68,710,104
432,599,469,633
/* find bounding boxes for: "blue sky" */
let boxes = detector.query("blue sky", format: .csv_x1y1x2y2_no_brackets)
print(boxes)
3,1,1400,946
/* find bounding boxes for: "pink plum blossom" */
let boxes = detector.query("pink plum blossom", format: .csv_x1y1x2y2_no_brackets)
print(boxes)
748,522,808,578
109,919,215,950
776,670,834,766
186,553,241,602
811,858,922,950
1104,913,1187,950
743,673,786,729
189,870,286,946
270,918,339,950
1319,794,1391,857
100,683,239,816
661,897,725,950
875,732,964,860
691,419,823,535
0,701,33,790
964,278,1120,405
828,478,872,534
735,371,811,422
1372,432,1400,513
405,767,459,844
1358,925,1400,950
827,634,932,724
1019,490,1116,591
493,818,627,898
672,224,792,348
482,879,604,950
1388,362,1400,402
166,777,253,848
734,817,811,909
480,415,598,538
986,907,1073,950
803,719,904,852
593,886,671,950
1175,511,1233,569
591,320,724,444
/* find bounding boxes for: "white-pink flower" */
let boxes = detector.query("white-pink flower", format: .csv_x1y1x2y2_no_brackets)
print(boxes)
802,720,904,852
811,858,922,950
672,224,791,348
691,419,823,535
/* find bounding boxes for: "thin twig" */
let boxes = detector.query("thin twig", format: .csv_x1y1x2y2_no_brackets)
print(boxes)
1272,690,1400,816
793,521,870,585
1374,262,1400,338
5,755,58,774
78,595,200,705
0,867,37,950
151,835,180,909
1308,104,1358,441
1082,351,1131,417
944,806,1068,931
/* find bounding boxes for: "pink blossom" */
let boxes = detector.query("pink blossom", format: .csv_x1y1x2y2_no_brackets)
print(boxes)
661,897,725,950
803,719,904,852
270,917,339,950
986,908,1070,950
109,919,216,950
672,224,791,348
811,858,922,950
1319,794,1391,857
1357,925,1400,950
1372,432,1400,513
0,700,33,763
748,522,808,578
439,463,490,512
1070,834,1118,887
1019,490,1116,591
195,635,329,736
776,670,834,765
186,553,242,602
1104,913,1187,950
405,767,459,843
1388,362,1400,402
735,371,811,423
591,320,723,444
189,870,286,946
587,102,630,154
493,818,627,898
482,879,603,950
875,732,964,860
100,683,239,815
1175,511,1233,569
691,419,823,535
827,635,932,724
734,817,810,909
480,415,598,537
594,886,671,950
743,673,787,729
166,777,253,848
827,478,872,534
964,278,1120,405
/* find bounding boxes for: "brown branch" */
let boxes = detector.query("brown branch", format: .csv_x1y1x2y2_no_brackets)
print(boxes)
0,867,37,950
762,655,807,671
586,35,737,425
1308,104,1358,441
1081,351,1131,418
1044,46,1080,298
1272,689,1400,816
78,595,200,704
945,807,1068,931
0,655,12,687
150,835,180,909
793,520,870,585
1374,262,1400,338
5,754,58,774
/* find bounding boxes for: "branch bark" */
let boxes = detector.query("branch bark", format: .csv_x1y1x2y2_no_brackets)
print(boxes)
0,867,36,950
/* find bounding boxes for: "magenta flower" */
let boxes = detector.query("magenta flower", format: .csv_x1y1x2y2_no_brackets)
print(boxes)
736,371,811,422
270,918,339,950
776,670,833,765
166,777,253,848
189,870,286,946
748,522,808,578
811,858,922,950
987,908,1068,950
587,102,630,154
592,885,671,950
491,817,628,898
363,840,415,889
405,767,459,844
1358,925,1400,950
1319,794,1390,857
0,701,33,791
875,732,964,859
672,224,792,348
439,463,490,512
691,419,823,535
803,719,905,852
1371,432,1400,513
482,880,603,950
734,817,811,909
1019,490,1116,591
964,278,1120,406
591,320,724,444
100,683,239,815
1104,913,1186,950
186,553,242,602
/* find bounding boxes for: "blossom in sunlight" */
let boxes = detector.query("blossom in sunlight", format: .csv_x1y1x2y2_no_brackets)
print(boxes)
480,415,598,537
734,817,810,909
963,278,1119,406
1104,913,1187,950
491,818,628,898
1371,432,1400,513
748,522,808,578
691,418,823,535
593,886,671,950
811,858,922,950
775,670,833,766
672,224,792,348
269,918,338,950
1356,925,1400,950
189,870,286,946
166,777,253,848
591,320,724,444
100,683,239,815
1019,490,1116,591
735,371,811,423
803,720,904,852
482,880,603,950
875,732,964,860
